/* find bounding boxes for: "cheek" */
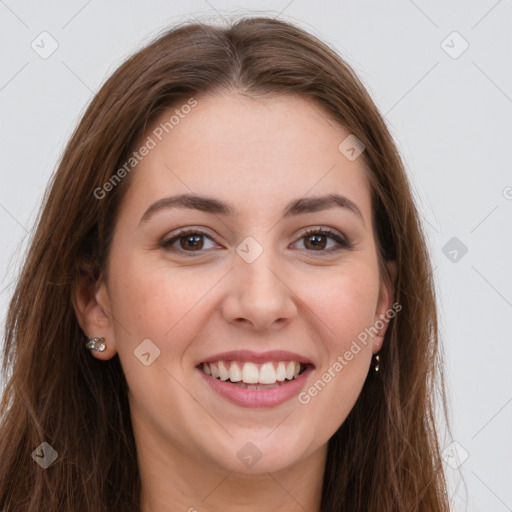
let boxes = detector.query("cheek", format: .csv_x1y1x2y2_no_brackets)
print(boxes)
293,261,379,413
107,254,221,365
301,261,380,347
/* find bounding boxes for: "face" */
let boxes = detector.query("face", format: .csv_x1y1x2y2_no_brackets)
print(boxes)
78,92,395,476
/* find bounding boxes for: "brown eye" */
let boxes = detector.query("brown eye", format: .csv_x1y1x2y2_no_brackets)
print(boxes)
304,233,328,250
160,230,218,253
180,234,204,250
293,228,352,253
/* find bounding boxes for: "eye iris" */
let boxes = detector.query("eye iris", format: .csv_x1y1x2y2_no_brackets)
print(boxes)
305,233,326,250
181,234,203,250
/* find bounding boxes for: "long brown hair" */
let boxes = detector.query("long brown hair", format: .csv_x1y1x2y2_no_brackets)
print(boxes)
0,16,450,511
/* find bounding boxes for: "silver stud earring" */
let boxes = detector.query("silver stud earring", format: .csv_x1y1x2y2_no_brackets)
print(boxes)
85,337,106,352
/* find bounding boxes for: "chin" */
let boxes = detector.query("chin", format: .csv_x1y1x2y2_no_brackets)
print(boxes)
199,427,315,475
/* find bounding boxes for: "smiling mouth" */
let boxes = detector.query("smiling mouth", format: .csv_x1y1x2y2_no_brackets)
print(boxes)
198,360,309,390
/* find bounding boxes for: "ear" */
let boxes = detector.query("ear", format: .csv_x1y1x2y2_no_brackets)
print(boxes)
72,274,117,360
372,260,398,354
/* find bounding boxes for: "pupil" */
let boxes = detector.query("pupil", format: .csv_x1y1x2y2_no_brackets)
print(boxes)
307,234,326,250
183,234,203,250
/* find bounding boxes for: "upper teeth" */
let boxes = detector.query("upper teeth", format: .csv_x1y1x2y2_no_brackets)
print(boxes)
202,361,302,384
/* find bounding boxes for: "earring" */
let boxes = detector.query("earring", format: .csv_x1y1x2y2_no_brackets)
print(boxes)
85,337,106,352
372,353,380,373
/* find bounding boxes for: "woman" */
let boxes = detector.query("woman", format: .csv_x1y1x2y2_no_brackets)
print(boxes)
0,16,450,511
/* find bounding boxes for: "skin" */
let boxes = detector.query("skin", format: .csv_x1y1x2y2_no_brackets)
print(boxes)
74,92,396,512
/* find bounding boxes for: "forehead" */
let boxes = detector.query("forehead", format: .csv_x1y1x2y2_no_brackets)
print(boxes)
120,92,372,225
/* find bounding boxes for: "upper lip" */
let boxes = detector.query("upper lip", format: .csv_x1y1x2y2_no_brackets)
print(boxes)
197,349,314,366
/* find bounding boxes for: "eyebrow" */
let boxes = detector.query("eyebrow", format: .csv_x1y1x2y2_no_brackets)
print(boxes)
138,193,365,226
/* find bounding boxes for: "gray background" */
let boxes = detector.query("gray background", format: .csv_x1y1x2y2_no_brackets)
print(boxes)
1,1,511,510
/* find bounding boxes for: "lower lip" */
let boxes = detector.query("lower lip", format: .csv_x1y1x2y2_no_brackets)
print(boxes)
198,366,313,408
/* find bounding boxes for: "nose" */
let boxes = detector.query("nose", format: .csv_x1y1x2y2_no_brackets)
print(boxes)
221,248,298,332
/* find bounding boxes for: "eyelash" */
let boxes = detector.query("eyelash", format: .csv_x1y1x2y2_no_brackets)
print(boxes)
159,227,353,255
